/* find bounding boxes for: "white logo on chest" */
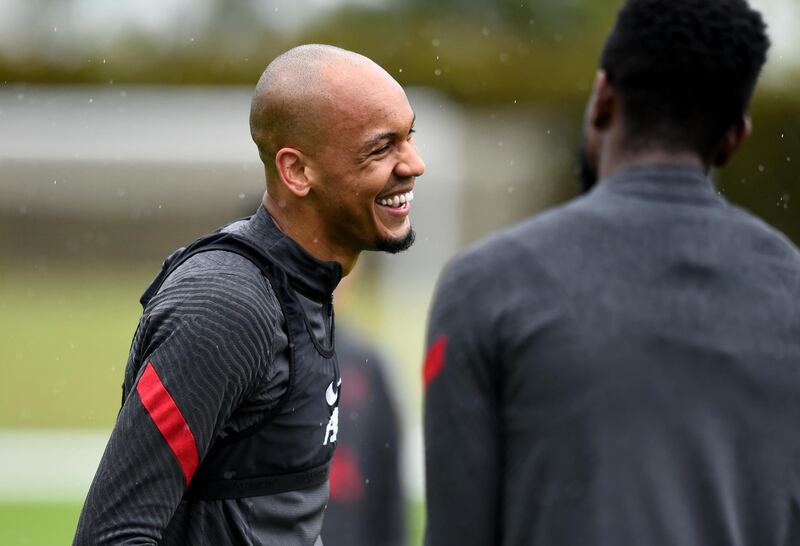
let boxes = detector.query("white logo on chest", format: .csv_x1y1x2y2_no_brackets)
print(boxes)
323,378,342,446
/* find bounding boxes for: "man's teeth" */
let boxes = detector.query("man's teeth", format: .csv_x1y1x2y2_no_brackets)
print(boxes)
377,190,414,208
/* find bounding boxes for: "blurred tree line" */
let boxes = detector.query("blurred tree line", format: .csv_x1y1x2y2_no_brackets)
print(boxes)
1,0,798,243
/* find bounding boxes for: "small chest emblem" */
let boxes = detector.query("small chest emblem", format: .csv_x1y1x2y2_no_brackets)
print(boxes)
326,379,340,406
323,378,342,446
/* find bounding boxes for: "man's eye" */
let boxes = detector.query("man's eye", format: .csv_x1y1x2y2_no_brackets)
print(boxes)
408,128,416,140
371,144,391,155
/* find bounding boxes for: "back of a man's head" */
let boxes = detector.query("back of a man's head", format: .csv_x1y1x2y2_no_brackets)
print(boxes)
600,0,770,158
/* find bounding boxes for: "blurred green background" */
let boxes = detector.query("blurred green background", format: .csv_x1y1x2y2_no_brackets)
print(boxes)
1,0,798,544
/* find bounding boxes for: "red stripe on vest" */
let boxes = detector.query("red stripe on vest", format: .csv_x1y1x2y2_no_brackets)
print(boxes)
423,336,448,390
136,362,199,486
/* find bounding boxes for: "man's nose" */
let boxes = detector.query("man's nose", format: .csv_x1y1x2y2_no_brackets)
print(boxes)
396,140,426,178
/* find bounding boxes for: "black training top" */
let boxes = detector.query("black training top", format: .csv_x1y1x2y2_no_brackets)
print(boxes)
424,165,800,546
74,206,342,546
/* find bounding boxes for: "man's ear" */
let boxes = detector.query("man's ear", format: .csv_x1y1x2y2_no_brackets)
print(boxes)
589,70,616,131
275,148,312,197
713,117,752,167
275,148,311,197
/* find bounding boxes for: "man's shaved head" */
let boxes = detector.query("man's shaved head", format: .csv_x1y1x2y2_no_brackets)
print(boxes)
250,44,391,183
251,44,424,272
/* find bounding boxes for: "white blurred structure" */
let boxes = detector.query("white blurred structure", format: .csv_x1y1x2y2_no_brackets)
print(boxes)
0,83,562,265
0,430,109,501
0,84,563,500
0,86,262,219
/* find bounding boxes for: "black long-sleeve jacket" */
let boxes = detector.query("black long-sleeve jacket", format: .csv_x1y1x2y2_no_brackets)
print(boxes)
74,206,341,546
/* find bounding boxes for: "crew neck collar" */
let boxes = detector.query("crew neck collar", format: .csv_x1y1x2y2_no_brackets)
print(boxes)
595,164,719,203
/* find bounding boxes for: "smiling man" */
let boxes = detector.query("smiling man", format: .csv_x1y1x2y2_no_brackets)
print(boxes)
251,46,421,264
74,44,423,546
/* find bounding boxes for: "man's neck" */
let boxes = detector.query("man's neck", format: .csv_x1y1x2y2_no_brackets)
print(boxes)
262,194,358,276
600,148,707,181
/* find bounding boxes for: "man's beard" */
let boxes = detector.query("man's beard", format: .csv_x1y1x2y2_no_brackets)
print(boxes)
577,136,599,194
376,228,415,254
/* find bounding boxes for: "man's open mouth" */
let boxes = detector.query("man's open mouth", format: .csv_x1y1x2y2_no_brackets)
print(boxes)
376,190,414,209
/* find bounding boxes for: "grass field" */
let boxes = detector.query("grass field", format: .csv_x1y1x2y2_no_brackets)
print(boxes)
0,263,429,429
0,265,143,543
0,263,428,544
0,265,148,429
0,502,83,546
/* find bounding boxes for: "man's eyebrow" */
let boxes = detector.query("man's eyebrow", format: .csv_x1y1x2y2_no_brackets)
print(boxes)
361,113,416,151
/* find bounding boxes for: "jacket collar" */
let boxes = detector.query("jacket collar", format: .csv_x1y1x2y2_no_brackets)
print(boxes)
236,206,342,301
595,164,720,204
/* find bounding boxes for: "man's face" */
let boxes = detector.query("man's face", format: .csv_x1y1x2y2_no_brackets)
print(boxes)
308,65,425,254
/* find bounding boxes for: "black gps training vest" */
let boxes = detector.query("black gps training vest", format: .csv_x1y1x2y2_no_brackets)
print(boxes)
139,230,341,500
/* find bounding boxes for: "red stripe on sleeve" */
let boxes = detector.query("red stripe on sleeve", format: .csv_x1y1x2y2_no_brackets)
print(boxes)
136,362,199,486
423,336,448,390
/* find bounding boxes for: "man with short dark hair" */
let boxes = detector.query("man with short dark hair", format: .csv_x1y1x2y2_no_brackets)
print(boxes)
74,44,423,546
424,1,800,545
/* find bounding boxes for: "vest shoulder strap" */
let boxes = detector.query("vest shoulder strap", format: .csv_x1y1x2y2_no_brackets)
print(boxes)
140,232,278,309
